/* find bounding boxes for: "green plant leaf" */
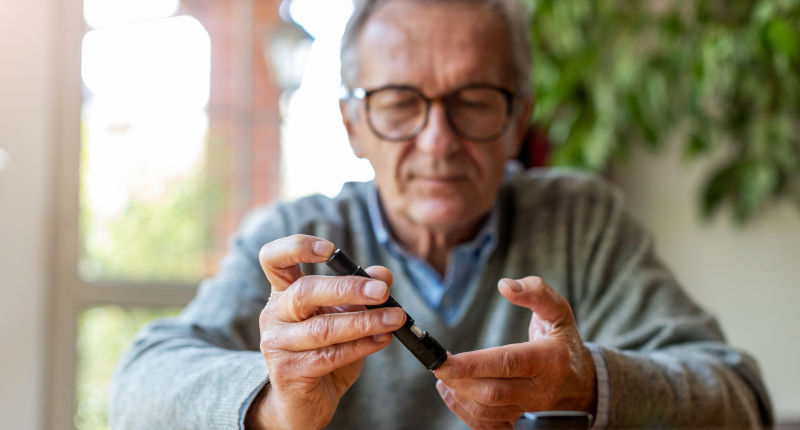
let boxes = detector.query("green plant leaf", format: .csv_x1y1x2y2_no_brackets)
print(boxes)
530,0,800,222
765,18,799,60
702,161,739,219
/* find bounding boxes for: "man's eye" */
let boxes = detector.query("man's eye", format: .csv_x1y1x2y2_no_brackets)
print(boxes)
390,99,418,109
459,100,489,108
375,98,419,111
452,98,492,109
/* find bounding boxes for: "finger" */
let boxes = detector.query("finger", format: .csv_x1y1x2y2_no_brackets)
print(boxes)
435,376,536,407
276,275,392,321
286,332,393,379
497,277,571,324
262,307,406,351
258,235,335,291
434,342,553,379
436,381,516,429
363,265,393,285
323,266,394,314
328,304,366,313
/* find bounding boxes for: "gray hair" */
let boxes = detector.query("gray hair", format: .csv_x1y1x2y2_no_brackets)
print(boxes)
340,0,532,97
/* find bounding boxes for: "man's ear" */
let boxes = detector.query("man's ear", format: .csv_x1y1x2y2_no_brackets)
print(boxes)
339,99,367,158
506,95,534,159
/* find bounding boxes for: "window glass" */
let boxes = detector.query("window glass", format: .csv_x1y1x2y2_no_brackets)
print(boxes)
75,306,183,430
279,0,375,200
79,12,217,283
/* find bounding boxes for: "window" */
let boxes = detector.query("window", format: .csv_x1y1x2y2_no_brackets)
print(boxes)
279,0,374,200
74,306,182,430
56,2,217,429
80,7,213,284
53,1,364,429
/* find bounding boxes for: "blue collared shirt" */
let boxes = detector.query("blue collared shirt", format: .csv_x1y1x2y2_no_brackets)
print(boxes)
364,162,609,428
366,182,499,324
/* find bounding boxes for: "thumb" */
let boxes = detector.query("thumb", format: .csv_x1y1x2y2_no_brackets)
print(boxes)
497,276,571,324
364,265,394,287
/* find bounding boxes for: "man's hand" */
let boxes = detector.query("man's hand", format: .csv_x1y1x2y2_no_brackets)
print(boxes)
246,234,406,430
433,276,597,430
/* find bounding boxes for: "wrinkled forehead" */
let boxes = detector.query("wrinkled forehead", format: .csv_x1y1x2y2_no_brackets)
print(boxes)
355,1,514,92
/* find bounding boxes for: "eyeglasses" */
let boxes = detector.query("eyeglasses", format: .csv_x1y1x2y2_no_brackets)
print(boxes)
346,83,515,142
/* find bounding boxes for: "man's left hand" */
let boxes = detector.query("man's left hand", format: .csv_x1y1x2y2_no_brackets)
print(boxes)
433,276,597,429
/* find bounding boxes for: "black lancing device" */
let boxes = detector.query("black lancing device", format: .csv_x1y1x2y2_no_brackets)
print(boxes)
326,248,447,370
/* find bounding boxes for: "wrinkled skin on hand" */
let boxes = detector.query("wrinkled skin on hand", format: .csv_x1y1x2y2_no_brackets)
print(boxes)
434,277,597,430
246,234,406,430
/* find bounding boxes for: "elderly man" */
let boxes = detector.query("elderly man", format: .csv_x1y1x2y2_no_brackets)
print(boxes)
110,0,772,428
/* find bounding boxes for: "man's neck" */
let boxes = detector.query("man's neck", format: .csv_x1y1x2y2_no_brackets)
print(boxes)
383,204,485,276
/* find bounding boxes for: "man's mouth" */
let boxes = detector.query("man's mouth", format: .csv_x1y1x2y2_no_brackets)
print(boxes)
412,174,466,184
418,177,459,182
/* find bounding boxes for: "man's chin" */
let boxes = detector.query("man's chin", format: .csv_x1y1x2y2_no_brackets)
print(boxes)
407,199,480,230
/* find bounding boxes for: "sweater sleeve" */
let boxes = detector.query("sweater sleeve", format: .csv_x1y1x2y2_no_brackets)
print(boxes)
108,207,285,429
571,182,773,428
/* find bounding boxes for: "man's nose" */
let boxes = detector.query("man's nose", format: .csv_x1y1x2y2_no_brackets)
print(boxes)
414,101,460,157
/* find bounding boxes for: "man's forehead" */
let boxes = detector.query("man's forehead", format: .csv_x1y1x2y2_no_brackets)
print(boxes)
354,1,513,91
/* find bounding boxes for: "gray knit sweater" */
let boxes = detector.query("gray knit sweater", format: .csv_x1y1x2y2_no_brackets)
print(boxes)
109,169,772,429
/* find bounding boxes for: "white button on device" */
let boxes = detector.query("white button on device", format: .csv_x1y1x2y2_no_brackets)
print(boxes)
410,324,426,339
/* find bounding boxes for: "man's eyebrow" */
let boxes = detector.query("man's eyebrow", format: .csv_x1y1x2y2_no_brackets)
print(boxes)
359,81,512,96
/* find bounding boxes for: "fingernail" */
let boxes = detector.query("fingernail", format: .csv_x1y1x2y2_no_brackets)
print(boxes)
382,308,404,326
502,278,523,292
372,333,390,343
435,380,446,395
313,240,334,257
364,280,388,300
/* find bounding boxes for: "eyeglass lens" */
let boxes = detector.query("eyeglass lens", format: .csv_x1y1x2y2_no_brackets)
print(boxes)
367,87,510,141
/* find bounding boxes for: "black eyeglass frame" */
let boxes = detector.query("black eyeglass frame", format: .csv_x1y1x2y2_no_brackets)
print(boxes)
346,83,516,143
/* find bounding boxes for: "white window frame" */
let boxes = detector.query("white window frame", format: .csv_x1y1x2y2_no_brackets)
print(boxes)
49,1,199,428
48,1,355,428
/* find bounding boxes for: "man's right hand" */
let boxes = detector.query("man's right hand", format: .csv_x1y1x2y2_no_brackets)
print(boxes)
246,234,406,430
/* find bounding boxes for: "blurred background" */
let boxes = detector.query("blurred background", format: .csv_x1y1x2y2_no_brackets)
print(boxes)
0,0,797,429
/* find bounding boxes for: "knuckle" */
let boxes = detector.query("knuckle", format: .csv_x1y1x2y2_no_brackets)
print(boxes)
479,385,505,405
287,278,314,318
314,275,353,302
317,345,340,367
259,327,280,351
332,276,358,299
286,233,307,248
527,276,544,287
289,234,314,258
307,316,334,344
526,276,546,294
327,276,347,297
551,291,570,309
258,304,271,325
354,311,375,333
289,281,306,309
500,350,521,375
265,355,293,384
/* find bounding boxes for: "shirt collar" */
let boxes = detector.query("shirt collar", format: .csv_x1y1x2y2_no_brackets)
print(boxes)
366,169,510,257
